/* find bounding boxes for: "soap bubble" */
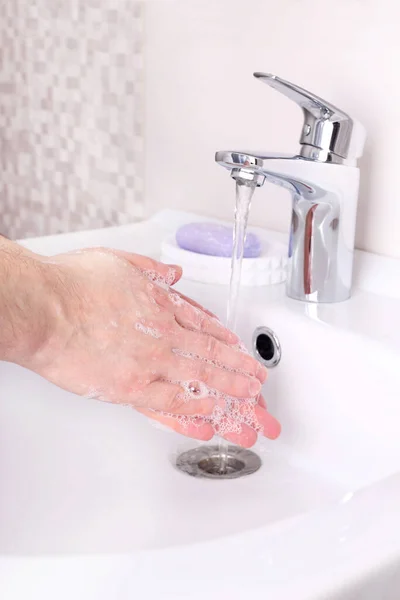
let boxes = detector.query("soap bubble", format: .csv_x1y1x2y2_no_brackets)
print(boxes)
158,378,264,438
134,322,162,339
169,291,185,306
172,347,252,376
143,267,176,288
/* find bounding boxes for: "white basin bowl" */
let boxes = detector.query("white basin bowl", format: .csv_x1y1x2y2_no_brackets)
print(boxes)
1,210,400,600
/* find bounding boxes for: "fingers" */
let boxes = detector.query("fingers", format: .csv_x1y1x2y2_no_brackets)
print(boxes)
163,356,262,399
174,331,267,383
136,408,214,441
108,249,183,285
136,398,280,447
251,405,281,439
152,285,239,346
169,290,218,318
219,424,259,448
210,401,280,442
173,301,239,345
258,394,267,409
128,380,217,416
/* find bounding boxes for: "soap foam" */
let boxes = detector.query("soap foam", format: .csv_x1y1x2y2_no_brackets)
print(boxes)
157,396,263,438
143,267,176,288
159,377,263,438
84,386,109,403
235,341,251,355
84,386,104,400
135,322,162,339
168,291,185,306
179,380,210,401
157,411,204,430
172,347,252,376
138,261,261,438
163,377,210,402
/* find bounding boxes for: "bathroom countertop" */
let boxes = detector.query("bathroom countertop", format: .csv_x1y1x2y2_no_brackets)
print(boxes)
19,209,400,356
1,209,398,600
19,208,400,300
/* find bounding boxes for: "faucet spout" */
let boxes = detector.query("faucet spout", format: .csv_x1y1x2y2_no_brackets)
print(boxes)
215,150,361,303
215,72,365,303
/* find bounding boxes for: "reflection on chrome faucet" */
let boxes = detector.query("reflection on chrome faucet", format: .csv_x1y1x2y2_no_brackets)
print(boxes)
216,73,366,303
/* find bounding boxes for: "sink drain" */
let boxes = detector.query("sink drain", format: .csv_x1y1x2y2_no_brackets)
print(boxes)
176,445,262,479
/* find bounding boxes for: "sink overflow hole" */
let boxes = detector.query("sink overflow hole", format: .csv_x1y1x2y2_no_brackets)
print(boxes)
256,334,275,361
253,326,282,368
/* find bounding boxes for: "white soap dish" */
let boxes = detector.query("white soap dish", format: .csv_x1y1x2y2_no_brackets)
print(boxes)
161,234,287,286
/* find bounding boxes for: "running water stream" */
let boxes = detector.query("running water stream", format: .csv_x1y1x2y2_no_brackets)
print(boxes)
218,178,258,472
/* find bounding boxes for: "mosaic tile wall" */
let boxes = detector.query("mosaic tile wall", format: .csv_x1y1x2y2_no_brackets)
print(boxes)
0,0,145,239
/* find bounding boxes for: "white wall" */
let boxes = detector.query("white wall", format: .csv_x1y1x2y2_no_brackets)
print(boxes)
144,0,400,259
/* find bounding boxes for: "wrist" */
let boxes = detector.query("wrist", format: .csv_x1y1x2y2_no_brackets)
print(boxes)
0,242,61,367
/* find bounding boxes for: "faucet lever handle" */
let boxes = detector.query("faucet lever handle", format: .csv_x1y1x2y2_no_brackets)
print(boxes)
254,72,365,164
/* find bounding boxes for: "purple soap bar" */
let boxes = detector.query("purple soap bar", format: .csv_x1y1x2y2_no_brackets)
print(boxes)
176,222,261,258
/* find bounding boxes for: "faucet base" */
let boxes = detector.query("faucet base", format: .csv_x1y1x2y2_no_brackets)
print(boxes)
216,151,360,304
286,289,352,304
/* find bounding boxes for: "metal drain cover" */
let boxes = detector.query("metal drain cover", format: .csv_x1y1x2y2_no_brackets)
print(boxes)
176,445,262,479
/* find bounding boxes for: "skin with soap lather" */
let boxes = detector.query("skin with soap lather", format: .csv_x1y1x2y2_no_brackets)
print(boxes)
0,239,281,447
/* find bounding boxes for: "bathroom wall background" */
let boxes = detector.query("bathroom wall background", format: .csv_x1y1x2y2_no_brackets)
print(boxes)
2,0,399,259
144,0,400,259
0,0,145,239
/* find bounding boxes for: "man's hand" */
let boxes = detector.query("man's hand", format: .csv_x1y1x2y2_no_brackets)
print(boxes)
0,241,280,446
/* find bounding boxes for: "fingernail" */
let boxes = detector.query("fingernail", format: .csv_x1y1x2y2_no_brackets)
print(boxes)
167,265,182,283
257,364,268,383
266,418,281,440
227,331,240,344
249,379,261,397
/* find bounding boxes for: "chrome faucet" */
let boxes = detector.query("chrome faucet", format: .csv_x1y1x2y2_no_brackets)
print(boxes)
216,73,366,303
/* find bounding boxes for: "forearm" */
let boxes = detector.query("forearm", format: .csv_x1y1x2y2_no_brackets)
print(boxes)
0,237,54,365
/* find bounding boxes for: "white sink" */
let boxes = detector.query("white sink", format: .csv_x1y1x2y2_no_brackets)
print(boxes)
1,210,400,600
